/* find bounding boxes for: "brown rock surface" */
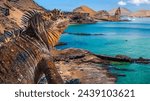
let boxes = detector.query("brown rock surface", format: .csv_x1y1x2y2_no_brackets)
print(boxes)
109,7,131,16
73,5,97,17
52,48,116,84
0,0,45,33
94,7,123,21
64,12,96,24
0,0,116,84
94,10,109,20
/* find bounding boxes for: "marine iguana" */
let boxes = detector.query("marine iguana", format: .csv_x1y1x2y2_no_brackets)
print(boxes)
0,9,69,84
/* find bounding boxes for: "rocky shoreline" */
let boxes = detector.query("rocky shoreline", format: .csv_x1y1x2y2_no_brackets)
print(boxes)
46,46,150,84
1,0,149,84
50,48,116,84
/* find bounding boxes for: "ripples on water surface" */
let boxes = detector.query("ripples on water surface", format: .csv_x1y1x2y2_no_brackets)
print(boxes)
57,18,150,84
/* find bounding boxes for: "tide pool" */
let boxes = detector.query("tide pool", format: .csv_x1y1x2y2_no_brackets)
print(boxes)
57,18,150,84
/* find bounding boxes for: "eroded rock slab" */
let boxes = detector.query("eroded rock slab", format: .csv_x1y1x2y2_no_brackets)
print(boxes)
52,48,116,84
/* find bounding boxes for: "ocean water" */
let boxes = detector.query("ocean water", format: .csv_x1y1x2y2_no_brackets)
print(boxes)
57,18,150,84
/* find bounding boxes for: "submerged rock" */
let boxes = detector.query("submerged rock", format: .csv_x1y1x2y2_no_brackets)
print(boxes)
112,73,126,77
55,42,67,47
66,32,104,36
108,65,135,72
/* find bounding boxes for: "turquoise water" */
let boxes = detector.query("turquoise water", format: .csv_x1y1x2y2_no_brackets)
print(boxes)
57,18,150,84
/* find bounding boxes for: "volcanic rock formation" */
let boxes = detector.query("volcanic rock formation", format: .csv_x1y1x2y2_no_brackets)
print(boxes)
73,5,97,17
109,7,131,16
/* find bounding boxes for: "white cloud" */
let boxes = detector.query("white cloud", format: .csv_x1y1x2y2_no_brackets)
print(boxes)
118,0,127,6
128,0,150,5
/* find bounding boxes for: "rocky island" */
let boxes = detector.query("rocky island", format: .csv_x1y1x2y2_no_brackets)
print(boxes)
0,0,150,84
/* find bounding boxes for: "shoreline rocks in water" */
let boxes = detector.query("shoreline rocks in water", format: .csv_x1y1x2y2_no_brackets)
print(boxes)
93,54,150,64
51,48,116,84
55,42,67,47
47,48,150,84
64,32,105,36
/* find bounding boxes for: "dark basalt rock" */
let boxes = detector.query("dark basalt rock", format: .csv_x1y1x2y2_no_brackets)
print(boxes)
66,32,104,36
63,11,97,24
54,49,88,61
93,54,150,64
51,48,116,84
115,54,132,61
55,42,67,47
65,79,80,84
112,73,126,77
93,54,133,62
133,57,150,64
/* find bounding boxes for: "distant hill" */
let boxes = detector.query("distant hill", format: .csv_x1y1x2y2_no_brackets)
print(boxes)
73,5,97,16
109,7,131,16
129,10,150,17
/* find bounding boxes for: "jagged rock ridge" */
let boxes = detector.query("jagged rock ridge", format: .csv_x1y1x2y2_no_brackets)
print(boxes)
109,7,132,16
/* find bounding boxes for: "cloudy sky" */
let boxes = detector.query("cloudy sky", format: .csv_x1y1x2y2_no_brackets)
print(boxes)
34,0,150,11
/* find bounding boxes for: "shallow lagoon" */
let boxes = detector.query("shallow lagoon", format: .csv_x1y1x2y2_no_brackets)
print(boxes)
57,18,150,84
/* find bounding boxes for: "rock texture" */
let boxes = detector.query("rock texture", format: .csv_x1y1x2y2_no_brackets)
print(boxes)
73,6,122,21
94,10,110,20
64,12,96,24
52,48,116,84
73,5,97,17
66,5,97,24
95,7,122,21
107,7,122,21
0,0,45,34
0,9,69,84
109,7,131,16
0,0,116,84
